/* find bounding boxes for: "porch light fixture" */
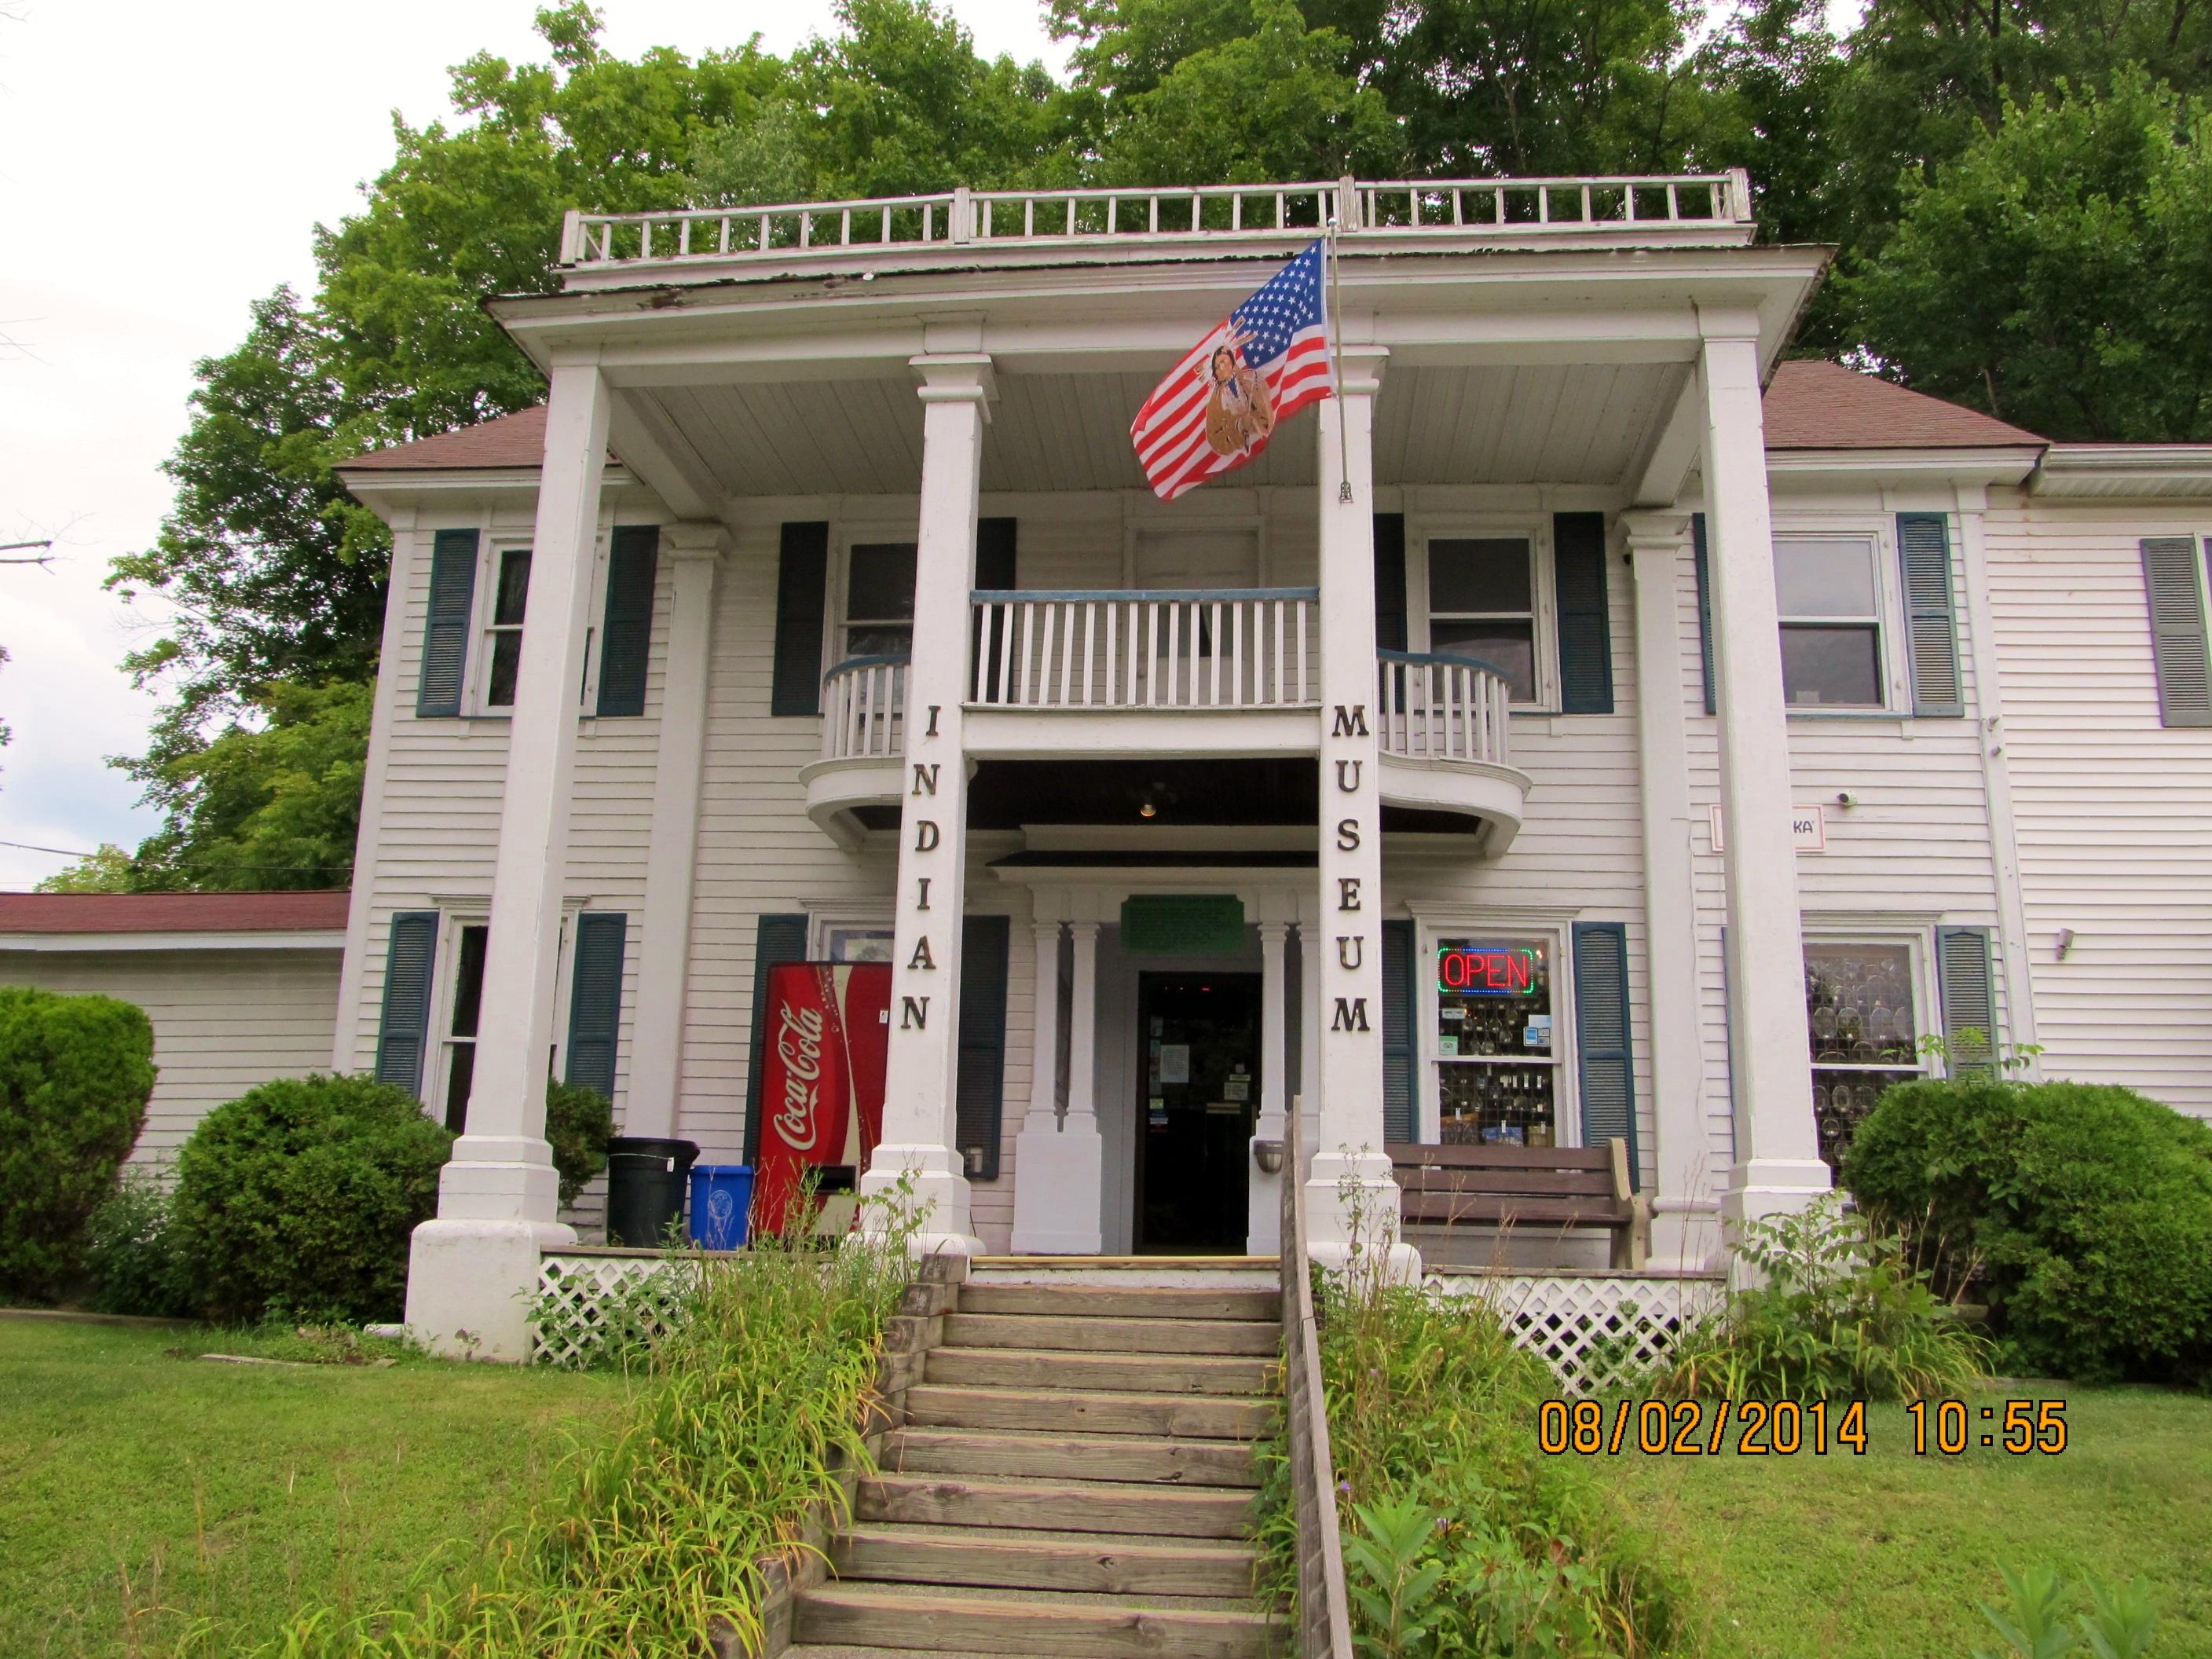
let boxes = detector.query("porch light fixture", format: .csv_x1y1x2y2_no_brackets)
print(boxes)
1139,799,1159,819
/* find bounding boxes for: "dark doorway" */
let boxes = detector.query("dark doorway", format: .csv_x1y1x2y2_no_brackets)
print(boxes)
1135,972,1261,1253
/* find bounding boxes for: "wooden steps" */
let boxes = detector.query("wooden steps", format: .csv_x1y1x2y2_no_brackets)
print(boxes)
792,1269,1289,1657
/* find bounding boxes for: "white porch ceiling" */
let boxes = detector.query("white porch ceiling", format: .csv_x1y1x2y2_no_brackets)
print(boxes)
648,361,1689,499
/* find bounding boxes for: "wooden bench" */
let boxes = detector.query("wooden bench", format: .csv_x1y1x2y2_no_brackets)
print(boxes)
1386,1140,1650,1270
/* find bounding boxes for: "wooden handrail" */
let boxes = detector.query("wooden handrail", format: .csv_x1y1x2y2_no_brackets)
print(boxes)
1281,1101,1353,1659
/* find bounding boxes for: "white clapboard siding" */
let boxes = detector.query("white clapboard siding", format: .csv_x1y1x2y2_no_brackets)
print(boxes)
1982,495,2212,1115
0,948,343,1163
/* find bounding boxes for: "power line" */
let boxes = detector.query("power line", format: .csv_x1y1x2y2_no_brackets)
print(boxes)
0,838,353,876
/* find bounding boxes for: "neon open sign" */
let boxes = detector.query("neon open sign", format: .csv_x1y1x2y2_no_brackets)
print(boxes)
1437,944,1542,996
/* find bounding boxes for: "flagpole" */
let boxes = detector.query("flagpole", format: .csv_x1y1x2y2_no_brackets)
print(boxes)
1324,209,1353,504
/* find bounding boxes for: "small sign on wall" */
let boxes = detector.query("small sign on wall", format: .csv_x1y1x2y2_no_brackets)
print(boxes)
1708,804,1827,853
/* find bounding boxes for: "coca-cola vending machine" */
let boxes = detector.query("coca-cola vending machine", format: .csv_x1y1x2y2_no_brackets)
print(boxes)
753,961,892,1234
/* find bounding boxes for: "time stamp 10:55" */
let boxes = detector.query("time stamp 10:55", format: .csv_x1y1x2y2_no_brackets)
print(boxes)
1538,1398,2070,1457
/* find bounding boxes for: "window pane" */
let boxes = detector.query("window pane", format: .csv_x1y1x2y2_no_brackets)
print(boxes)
1804,943,1918,1066
844,623,913,659
444,1042,476,1136
1429,538,1532,613
848,543,917,622
450,925,489,1038
1780,624,1881,706
1773,537,1876,617
1437,1063,1557,1146
1813,1069,1918,1171
1430,620,1536,701
1435,939,1552,1048
827,928,895,963
486,630,524,707
493,550,533,626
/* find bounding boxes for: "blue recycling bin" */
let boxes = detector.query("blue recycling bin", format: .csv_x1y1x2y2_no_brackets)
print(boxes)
687,1164,754,1251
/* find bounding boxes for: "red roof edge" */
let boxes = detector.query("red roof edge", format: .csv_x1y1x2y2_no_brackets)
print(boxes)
0,890,353,936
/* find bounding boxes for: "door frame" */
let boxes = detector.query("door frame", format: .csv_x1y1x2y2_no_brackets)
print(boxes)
1132,968,1264,1253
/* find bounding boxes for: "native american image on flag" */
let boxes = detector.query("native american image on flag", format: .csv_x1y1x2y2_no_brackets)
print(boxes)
1130,239,1334,501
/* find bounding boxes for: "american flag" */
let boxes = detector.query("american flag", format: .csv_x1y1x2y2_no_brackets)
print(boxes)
1130,240,1333,501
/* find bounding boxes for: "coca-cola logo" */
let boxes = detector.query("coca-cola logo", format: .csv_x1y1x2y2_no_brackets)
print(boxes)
773,1002,826,1152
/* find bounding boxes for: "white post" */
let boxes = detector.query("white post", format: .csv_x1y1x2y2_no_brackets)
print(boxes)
1066,918,1102,1144
1308,346,1415,1276
1247,915,1290,1254
1011,895,1104,1254
405,357,606,1360
1698,320,1830,1236
622,522,724,1139
1625,511,1719,1269
860,347,994,1255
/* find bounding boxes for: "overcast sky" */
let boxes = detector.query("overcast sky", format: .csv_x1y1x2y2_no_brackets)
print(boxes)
0,0,1065,891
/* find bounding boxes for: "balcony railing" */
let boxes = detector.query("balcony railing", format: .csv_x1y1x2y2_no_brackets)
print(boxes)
822,653,909,764
559,172,1753,270
1377,650,1513,770
969,589,1319,711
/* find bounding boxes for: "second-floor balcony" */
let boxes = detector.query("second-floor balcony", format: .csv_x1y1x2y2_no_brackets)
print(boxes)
800,591,1530,852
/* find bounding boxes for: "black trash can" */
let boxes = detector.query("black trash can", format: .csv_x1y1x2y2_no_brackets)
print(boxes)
605,1136,700,1247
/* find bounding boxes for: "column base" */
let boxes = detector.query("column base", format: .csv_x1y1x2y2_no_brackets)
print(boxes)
861,1143,983,1258
1302,1147,1422,1282
1647,1202,1729,1275
434,1136,566,1222
1721,1158,1835,1284
1009,1119,1104,1254
404,1216,575,1363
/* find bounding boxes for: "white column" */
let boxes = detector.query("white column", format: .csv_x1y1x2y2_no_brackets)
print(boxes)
1246,915,1289,1254
1698,320,1830,1232
1308,346,1415,1276
1066,919,1101,1144
1625,511,1719,1269
405,357,605,1360
622,522,723,1139
860,348,994,1254
1011,895,1104,1254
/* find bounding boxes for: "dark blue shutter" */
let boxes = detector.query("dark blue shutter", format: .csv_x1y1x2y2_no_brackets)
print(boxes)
1381,917,1416,1144
771,522,830,716
564,913,628,1096
1897,513,1964,716
595,526,659,717
2141,537,2212,727
1372,513,1408,652
973,518,1017,702
416,529,478,717
1554,511,1613,713
743,914,811,1162
1573,921,1639,1189
957,915,1011,1181
1691,513,1716,715
1936,925,1997,1079
374,912,440,1097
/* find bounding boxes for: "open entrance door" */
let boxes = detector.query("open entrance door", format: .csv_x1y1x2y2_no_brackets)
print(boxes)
1134,972,1261,1252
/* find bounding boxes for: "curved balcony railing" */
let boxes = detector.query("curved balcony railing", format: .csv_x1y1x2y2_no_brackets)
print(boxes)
1377,650,1513,769
970,589,1319,711
821,653,909,763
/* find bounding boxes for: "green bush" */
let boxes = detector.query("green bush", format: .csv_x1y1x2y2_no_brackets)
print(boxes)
82,1166,192,1317
545,1080,613,1207
1845,1078,2212,1385
173,1073,454,1324
0,985,156,1296
1652,1193,1990,1401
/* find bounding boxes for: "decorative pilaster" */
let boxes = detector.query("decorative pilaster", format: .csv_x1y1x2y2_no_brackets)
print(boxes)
1247,917,1290,1254
1010,895,1103,1254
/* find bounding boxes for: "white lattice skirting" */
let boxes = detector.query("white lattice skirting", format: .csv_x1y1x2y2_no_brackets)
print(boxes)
533,1252,700,1368
1429,1273,1726,1393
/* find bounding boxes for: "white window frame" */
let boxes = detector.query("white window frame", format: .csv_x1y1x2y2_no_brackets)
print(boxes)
1767,517,1911,716
814,913,896,963
1408,517,1558,711
425,912,491,1129
462,537,537,716
1414,917,1578,1148
1800,929,1941,1158
829,522,921,671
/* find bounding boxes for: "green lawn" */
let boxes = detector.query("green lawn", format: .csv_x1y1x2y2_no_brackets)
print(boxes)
1599,1386,2212,1657
0,1318,628,1657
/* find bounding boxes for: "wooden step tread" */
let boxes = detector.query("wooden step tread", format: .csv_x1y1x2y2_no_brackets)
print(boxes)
807,1582,1267,1613
859,1470,1258,1538
836,1525,1257,1597
793,1584,1283,1658
904,1381,1274,1439
841,1521,1257,1556
941,1312,1283,1356
958,1284,1283,1321
884,1425,1260,1488
923,1346,1278,1396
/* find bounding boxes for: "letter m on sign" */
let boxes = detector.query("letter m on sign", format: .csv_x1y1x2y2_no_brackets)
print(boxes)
1331,705,1370,738
1331,997,1371,1032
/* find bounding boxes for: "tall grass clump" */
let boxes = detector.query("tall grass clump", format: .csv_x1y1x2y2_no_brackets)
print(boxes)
236,1183,923,1657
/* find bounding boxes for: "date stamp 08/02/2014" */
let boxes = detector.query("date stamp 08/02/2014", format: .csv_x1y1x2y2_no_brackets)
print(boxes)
1537,1398,2071,1459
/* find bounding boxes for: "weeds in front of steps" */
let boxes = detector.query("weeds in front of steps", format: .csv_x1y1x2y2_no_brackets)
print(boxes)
1255,1158,1691,1657
214,1178,926,1659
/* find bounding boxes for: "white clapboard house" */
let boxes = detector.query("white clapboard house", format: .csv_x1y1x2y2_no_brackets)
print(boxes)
9,174,2212,1361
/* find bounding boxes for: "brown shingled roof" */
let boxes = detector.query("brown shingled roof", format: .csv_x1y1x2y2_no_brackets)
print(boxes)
0,890,352,935
1763,359,2044,450
342,406,551,471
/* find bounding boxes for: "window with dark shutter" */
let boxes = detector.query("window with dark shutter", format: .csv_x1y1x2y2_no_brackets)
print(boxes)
416,530,479,717
1692,514,1716,715
743,914,811,1162
1573,921,1639,1188
1936,925,1997,1078
595,526,659,717
956,915,1011,1181
1554,512,1613,713
2141,537,2212,727
1373,513,1408,652
565,914,628,1097
1897,514,1964,716
771,522,830,716
1380,917,1415,1144
374,912,441,1097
